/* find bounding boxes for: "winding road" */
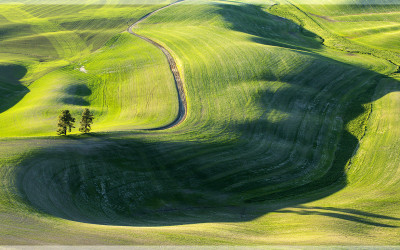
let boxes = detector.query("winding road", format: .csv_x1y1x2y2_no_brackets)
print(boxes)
127,0,187,130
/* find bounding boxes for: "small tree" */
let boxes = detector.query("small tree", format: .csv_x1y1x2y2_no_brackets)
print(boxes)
57,110,75,135
79,108,94,134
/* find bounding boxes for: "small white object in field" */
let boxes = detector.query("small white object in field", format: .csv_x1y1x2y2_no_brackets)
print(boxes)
79,66,88,73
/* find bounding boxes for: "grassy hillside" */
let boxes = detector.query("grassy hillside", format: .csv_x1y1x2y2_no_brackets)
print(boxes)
291,1,400,54
0,4,178,136
1,0,400,245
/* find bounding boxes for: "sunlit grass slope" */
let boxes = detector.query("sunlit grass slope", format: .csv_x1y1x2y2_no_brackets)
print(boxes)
0,3,178,136
1,0,400,245
289,0,400,55
0,32,177,136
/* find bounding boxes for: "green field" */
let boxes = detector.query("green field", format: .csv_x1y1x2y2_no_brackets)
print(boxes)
1,0,400,245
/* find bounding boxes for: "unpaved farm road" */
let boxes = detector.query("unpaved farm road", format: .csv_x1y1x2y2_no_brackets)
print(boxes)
128,0,187,130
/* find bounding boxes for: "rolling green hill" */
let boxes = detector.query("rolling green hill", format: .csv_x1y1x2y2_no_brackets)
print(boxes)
1,0,400,245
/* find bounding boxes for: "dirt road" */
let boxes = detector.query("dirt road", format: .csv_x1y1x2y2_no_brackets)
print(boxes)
128,0,187,130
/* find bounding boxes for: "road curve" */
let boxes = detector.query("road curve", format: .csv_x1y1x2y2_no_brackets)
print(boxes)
127,0,187,130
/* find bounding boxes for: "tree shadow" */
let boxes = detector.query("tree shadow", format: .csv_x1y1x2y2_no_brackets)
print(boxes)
9,2,400,228
61,97,90,106
61,84,91,106
0,64,29,113
65,84,92,96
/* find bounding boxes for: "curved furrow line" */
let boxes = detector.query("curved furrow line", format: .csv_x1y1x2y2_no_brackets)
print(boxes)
127,0,187,130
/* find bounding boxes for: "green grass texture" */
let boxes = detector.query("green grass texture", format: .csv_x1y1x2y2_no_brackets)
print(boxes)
1,0,400,245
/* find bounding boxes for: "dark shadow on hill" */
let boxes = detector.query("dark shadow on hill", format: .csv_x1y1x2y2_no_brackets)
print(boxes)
0,64,29,113
13,74,400,228
214,2,323,52
11,3,400,228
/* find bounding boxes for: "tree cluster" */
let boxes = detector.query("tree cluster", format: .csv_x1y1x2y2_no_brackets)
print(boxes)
57,108,94,135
